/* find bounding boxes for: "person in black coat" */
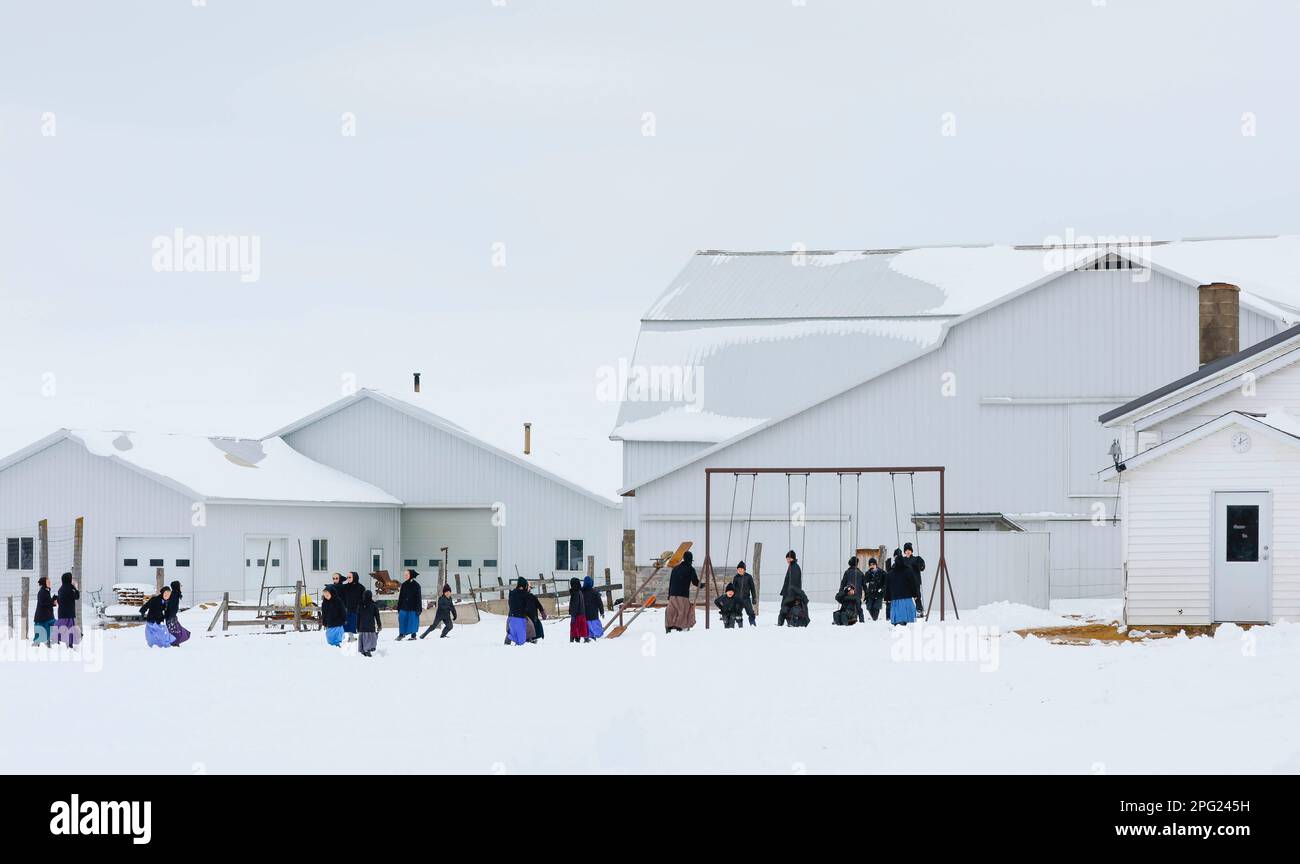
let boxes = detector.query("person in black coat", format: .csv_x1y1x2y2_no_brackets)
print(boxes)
714,584,744,629
140,591,167,624
833,584,860,626
55,571,80,647
731,561,757,627
32,576,55,646
356,589,382,656
320,586,347,645
777,551,804,627
567,576,586,643
164,580,190,647
884,549,918,625
505,577,534,645
396,569,422,641
421,584,457,639
863,558,886,621
581,575,605,641
526,582,546,641
840,556,866,624
665,550,699,633
341,572,363,641
902,542,926,615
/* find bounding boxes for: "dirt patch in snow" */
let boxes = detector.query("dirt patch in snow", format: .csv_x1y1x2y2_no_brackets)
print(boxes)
1015,618,1258,645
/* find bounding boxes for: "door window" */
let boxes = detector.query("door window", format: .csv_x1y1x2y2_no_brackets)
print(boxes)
1225,505,1259,562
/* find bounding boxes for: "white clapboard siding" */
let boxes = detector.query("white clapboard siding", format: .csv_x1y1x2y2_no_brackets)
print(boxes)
1150,358,1300,441
917,530,1050,609
1122,423,1300,625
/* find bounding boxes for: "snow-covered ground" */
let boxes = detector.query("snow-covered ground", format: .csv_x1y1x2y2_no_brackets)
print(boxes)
2,600,1298,774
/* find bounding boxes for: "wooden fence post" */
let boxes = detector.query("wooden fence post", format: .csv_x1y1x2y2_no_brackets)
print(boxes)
73,516,85,630
155,567,165,593
603,567,613,611
496,576,505,601
294,580,303,632
222,592,230,631
21,576,30,641
7,595,13,635
455,574,462,595
36,519,48,640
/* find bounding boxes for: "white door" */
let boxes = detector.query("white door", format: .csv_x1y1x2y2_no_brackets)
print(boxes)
1213,492,1270,622
116,537,193,591
244,538,286,602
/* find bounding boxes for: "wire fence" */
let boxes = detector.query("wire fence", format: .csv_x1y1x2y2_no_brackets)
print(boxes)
2,521,83,638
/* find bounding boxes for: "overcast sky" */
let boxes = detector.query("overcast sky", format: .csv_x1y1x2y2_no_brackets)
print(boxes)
2,0,1298,495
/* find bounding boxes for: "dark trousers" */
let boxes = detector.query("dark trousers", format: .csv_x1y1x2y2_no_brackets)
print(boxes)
421,613,454,638
740,596,756,624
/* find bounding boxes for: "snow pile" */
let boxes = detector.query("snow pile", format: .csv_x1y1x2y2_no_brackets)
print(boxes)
4,599,1298,773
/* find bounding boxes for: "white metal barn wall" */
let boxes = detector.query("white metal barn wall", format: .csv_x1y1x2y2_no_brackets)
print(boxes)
282,397,622,583
0,437,403,605
626,269,1280,599
916,530,1050,609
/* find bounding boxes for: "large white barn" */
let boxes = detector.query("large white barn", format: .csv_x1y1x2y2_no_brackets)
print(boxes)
0,389,621,606
614,237,1300,606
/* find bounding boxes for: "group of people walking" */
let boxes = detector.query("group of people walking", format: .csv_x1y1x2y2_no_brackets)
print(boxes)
661,542,928,631
319,568,456,657
31,572,81,648
502,574,604,645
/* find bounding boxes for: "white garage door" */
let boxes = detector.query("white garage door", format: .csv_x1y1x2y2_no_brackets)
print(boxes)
401,508,498,586
116,536,193,592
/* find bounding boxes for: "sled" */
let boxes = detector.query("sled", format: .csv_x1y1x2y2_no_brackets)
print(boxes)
604,594,657,640
369,570,401,594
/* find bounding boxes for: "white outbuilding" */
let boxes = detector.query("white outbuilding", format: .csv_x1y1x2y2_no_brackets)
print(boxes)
1102,325,1300,624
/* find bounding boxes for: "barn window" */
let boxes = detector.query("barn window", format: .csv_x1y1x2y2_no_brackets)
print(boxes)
428,559,440,568
555,539,583,571
256,559,266,568
6,537,34,571
403,559,418,567
271,558,281,568
149,559,164,567
484,559,498,568
123,559,138,567
312,539,329,572
175,559,190,568
456,559,471,568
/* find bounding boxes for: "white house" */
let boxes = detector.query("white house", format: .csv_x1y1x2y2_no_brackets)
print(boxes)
615,236,1300,606
1101,323,1300,624
0,389,621,606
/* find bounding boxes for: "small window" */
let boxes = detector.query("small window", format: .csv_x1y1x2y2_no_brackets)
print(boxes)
1226,505,1260,562
428,559,440,568
7,537,34,571
123,559,138,567
403,559,418,567
271,558,281,568
257,559,266,568
175,559,191,568
311,539,329,572
149,558,165,568
370,548,383,572
457,559,472,568
555,540,584,572
245,558,251,567
483,559,498,568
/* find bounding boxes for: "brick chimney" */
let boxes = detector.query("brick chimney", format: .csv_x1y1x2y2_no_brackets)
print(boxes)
1199,282,1239,366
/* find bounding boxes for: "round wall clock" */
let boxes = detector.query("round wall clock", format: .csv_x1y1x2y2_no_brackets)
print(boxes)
1230,430,1252,454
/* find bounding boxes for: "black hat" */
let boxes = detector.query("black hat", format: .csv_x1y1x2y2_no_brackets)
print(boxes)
61,572,73,584
407,568,420,578
362,589,373,601
170,580,181,591
736,560,746,570
786,550,797,561
904,542,913,552
516,576,528,589
848,556,858,567
322,585,334,596
442,584,452,594
868,557,877,566
725,584,735,593
682,550,693,564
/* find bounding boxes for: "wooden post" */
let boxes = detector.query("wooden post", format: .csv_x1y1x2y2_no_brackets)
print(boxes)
73,516,84,629
752,541,762,616
222,591,230,631
257,540,272,616
207,594,227,632
438,558,447,589
293,581,303,631
603,567,613,613
7,595,13,635
155,567,165,593
38,518,49,587
496,576,505,601
454,574,462,595
21,576,30,641
621,530,635,629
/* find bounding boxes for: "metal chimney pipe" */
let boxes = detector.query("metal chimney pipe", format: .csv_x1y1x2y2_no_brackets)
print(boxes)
523,423,532,455
413,372,421,393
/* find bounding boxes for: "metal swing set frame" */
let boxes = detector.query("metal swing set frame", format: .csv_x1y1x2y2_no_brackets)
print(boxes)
701,465,959,629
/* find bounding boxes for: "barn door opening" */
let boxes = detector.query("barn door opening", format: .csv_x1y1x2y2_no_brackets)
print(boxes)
1213,491,1270,623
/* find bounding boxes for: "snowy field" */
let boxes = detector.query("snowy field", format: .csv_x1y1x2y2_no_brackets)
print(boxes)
3,600,1299,774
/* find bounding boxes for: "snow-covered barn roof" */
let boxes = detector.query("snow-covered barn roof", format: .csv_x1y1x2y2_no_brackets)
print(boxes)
268,389,621,507
617,235,1300,492
0,429,402,506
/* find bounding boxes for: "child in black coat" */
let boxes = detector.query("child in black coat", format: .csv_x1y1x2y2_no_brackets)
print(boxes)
714,584,744,629
833,584,860,626
356,589,382,656
420,585,457,639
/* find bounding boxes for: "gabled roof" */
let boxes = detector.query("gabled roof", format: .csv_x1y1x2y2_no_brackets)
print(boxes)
1099,323,1300,426
1101,410,1300,479
0,429,401,505
268,389,620,508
